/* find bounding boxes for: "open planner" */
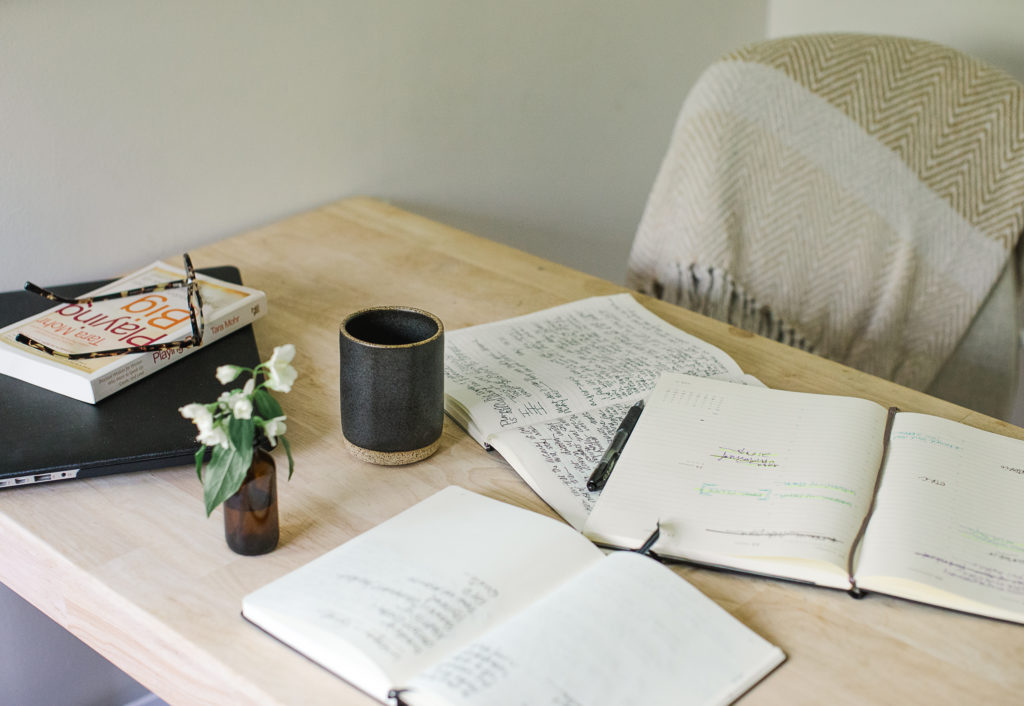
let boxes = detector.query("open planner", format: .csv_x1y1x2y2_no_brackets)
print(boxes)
583,373,1024,624
444,294,756,529
242,487,785,706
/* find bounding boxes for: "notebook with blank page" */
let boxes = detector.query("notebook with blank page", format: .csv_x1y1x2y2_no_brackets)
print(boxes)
0,266,261,488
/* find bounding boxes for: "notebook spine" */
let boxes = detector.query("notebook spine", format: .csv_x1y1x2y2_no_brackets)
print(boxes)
845,406,899,598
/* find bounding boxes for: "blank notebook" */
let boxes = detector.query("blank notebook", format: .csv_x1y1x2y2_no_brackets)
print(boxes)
0,266,261,488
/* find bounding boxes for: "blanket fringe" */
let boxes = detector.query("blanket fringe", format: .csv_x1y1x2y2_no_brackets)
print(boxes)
642,263,817,354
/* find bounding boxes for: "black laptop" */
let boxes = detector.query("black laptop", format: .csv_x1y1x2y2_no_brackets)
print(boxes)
0,266,262,488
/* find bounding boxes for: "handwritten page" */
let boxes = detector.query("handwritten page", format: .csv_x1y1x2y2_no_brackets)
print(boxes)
487,400,635,530
489,377,766,531
583,374,890,588
444,294,744,444
405,551,784,706
854,413,1024,622
445,294,750,526
241,488,602,701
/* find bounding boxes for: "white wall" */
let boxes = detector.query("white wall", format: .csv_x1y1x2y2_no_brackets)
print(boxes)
0,1,765,292
0,2,767,703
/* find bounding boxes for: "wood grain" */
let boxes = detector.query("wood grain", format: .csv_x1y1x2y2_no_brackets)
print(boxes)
1,197,1021,704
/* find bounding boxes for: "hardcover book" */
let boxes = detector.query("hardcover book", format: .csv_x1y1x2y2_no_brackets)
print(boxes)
242,486,785,706
0,259,266,403
583,373,1024,624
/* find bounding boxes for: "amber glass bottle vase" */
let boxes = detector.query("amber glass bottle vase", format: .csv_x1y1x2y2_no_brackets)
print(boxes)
223,443,279,555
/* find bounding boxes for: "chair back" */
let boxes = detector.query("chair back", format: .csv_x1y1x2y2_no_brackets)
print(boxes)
629,33,1024,391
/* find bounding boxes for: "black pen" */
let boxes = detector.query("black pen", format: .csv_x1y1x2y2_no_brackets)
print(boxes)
586,399,645,491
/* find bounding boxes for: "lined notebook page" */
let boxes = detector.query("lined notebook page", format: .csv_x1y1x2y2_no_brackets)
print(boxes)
405,552,784,706
584,374,889,582
242,487,603,701
444,294,744,440
855,413,1024,621
488,399,637,529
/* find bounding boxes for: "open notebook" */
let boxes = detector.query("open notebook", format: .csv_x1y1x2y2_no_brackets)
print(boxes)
243,487,785,705
584,373,1024,624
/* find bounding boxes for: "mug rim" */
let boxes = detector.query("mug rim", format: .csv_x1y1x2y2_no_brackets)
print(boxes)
339,305,444,349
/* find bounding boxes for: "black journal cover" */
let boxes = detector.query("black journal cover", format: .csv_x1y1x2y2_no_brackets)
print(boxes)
0,266,262,487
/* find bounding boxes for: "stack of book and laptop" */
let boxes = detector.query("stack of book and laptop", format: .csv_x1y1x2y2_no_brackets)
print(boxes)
0,256,265,487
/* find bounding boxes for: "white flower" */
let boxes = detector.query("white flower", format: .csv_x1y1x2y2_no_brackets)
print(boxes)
196,422,230,449
265,344,298,393
216,365,243,384
229,396,253,420
180,403,230,448
262,416,287,445
179,403,212,427
217,379,255,420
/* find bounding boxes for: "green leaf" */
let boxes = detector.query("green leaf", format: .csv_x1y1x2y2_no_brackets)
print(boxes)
194,446,206,482
202,445,244,516
253,388,283,420
281,436,295,479
200,418,255,516
228,417,256,460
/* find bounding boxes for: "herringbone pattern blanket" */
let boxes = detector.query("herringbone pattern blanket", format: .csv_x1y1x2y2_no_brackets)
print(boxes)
628,34,1024,390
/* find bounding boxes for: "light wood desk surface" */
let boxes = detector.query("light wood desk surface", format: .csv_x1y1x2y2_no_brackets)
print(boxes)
2,197,1023,704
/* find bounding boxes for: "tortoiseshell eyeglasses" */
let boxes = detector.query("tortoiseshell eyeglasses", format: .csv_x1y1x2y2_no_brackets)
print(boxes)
15,254,205,359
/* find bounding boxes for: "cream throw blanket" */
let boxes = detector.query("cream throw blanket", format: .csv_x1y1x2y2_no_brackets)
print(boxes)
628,34,1024,391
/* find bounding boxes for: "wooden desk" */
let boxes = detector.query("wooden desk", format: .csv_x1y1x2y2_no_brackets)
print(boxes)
1,197,1022,705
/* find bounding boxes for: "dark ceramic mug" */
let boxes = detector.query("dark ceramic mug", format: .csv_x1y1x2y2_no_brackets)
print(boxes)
338,306,444,465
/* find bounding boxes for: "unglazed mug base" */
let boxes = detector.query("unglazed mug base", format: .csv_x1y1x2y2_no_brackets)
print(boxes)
343,436,441,466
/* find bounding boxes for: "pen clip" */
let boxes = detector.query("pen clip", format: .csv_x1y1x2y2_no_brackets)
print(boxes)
633,521,661,556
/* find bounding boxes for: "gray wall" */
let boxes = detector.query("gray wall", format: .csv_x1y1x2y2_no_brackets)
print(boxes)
0,1,766,291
